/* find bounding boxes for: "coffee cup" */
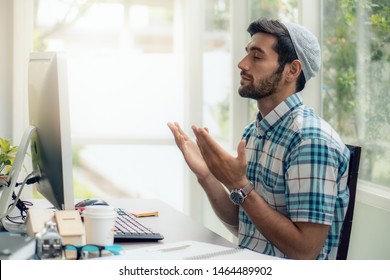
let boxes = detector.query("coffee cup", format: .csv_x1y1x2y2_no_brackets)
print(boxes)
82,205,117,246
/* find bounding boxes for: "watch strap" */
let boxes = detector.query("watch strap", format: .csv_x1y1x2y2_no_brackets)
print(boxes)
240,181,254,197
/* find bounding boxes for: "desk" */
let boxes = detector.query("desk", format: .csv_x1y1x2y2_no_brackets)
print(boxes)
14,198,280,260
105,198,235,251
31,198,234,252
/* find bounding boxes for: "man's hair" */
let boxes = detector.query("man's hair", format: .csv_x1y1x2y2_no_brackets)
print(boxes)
247,18,306,92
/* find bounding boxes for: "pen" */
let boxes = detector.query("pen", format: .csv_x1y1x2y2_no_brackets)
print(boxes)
147,244,191,253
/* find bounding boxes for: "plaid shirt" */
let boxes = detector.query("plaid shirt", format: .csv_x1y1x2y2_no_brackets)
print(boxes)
239,93,350,260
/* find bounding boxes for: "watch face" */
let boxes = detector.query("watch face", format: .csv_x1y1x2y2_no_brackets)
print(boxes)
230,190,244,205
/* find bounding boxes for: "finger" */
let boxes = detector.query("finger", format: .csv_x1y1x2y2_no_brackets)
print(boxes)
193,126,224,155
167,122,176,133
167,123,185,147
191,126,208,156
168,122,188,142
167,122,180,139
174,122,190,141
192,127,229,170
237,140,247,164
192,126,206,151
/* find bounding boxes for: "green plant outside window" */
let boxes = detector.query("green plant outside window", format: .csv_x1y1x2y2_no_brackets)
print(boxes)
323,0,390,186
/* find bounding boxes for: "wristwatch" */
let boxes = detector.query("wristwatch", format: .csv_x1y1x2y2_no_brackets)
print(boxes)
229,181,254,205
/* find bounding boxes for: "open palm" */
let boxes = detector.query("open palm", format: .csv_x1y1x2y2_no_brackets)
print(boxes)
167,122,211,180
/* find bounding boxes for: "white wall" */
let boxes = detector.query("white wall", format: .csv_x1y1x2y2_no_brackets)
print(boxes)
347,182,390,259
348,199,390,259
0,1,13,138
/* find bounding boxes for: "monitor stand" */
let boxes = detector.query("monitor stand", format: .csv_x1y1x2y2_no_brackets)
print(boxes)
0,126,36,231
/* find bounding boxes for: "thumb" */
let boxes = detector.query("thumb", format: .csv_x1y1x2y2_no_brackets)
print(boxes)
237,140,247,163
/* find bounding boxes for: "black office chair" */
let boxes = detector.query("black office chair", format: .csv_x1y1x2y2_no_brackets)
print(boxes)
336,144,361,260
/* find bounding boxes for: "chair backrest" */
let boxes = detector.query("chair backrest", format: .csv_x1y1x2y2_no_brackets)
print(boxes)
336,144,361,260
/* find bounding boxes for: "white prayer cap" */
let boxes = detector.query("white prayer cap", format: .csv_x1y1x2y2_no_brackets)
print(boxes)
283,21,321,82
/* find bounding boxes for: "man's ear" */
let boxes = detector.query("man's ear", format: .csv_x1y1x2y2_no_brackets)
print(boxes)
285,59,302,82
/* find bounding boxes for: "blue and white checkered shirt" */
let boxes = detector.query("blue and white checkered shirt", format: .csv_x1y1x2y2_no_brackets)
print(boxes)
239,93,350,260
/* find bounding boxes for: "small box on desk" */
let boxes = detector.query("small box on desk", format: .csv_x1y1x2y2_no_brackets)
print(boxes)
25,208,55,237
55,210,85,245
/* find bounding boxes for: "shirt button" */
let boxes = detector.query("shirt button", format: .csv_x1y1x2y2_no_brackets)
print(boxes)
267,131,271,137
250,231,255,235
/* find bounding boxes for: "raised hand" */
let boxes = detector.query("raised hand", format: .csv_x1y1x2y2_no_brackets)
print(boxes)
191,125,248,190
167,122,211,181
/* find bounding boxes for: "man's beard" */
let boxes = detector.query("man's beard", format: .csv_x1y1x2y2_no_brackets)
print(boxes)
238,65,284,100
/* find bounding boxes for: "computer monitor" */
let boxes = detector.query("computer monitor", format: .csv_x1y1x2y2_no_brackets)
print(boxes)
0,52,75,225
28,52,75,211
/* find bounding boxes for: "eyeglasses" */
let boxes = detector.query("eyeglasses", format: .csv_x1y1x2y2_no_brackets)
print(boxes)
62,244,123,260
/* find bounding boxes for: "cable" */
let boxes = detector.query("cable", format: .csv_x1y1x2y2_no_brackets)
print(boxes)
0,171,40,220
6,196,33,224
16,175,40,187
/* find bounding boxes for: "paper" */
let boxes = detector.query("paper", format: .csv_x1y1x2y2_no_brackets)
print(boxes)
98,240,282,260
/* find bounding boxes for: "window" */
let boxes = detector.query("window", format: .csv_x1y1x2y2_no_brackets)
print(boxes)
33,0,185,211
322,0,390,189
203,0,232,142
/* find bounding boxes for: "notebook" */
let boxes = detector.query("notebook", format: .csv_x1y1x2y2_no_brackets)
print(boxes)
99,240,281,260
0,232,36,260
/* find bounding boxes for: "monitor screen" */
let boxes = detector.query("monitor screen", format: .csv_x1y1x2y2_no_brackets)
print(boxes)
28,52,74,211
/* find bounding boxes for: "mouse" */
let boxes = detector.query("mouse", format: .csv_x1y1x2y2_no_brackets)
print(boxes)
75,198,109,208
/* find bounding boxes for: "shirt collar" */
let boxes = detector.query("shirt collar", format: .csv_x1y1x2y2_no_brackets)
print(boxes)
255,93,303,138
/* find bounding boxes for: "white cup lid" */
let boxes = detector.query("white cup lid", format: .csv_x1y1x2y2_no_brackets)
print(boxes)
82,205,116,218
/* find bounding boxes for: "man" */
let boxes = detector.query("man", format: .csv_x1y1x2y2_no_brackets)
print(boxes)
168,18,350,260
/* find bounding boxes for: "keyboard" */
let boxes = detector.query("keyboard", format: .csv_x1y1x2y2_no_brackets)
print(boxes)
114,208,164,242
